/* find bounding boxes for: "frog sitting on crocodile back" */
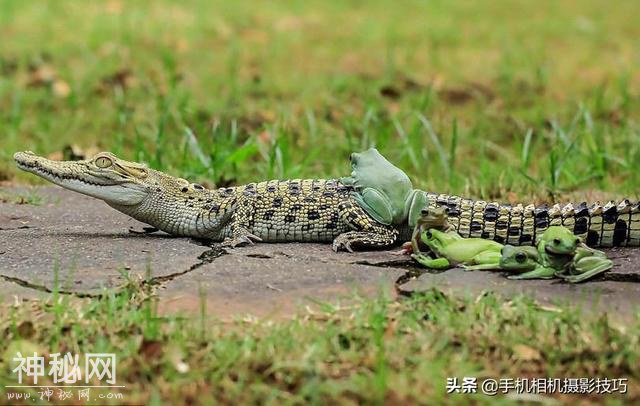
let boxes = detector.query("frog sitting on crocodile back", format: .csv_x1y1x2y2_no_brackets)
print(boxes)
340,148,426,227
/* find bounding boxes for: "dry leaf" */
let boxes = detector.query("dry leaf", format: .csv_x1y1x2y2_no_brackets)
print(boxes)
105,0,123,14
176,38,189,53
507,192,520,205
214,19,232,38
28,64,56,86
439,87,474,105
60,145,100,161
100,69,136,91
139,339,163,361
258,131,271,144
47,151,63,161
257,109,276,122
16,321,35,338
387,102,401,114
513,344,542,361
275,16,306,32
52,80,71,98
240,29,268,44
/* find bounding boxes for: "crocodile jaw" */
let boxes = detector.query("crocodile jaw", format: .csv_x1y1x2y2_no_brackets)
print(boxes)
14,151,148,206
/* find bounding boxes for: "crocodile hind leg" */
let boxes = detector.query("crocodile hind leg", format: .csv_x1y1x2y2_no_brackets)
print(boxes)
332,201,398,252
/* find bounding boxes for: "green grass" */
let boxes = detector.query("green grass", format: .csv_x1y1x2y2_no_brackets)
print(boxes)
1,0,639,201
1,284,639,404
0,187,44,205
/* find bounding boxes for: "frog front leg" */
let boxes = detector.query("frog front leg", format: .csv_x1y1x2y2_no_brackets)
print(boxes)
339,176,355,186
411,254,452,269
507,265,557,280
405,189,427,228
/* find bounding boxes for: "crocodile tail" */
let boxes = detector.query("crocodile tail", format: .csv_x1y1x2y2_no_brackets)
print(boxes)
423,192,640,247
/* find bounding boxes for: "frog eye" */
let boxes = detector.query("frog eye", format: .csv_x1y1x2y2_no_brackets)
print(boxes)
553,238,561,245
95,156,113,168
426,231,433,239
515,252,527,263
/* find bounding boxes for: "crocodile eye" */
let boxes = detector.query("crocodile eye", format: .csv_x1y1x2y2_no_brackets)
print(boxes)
95,156,113,168
515,253,527,263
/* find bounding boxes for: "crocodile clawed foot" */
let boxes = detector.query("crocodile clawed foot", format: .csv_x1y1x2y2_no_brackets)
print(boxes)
129,226,160,235
332,236,355,253
222,230,263,248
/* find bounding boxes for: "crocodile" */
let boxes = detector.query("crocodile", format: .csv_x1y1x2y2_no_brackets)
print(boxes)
14,151,402,252
14,151,640,250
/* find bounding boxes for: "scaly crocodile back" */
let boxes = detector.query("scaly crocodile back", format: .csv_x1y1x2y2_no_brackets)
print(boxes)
424,193,640,247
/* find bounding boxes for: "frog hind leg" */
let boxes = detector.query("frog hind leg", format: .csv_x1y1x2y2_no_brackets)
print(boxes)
562,258,613,283
351,188,394,225
463,263,501,271
411,254,452,269
462,250,503,271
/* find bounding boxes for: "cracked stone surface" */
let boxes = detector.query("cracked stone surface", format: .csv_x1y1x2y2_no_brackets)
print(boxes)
0,278,48,303
0,187,209,295
156,244,406,317
1,186,639,320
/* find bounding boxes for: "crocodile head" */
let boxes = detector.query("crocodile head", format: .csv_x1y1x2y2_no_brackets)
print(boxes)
14,151,156,205
14,151,227,238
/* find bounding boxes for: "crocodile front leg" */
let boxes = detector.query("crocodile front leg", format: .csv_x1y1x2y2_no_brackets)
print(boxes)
332,200,398,252
222,192,263,247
